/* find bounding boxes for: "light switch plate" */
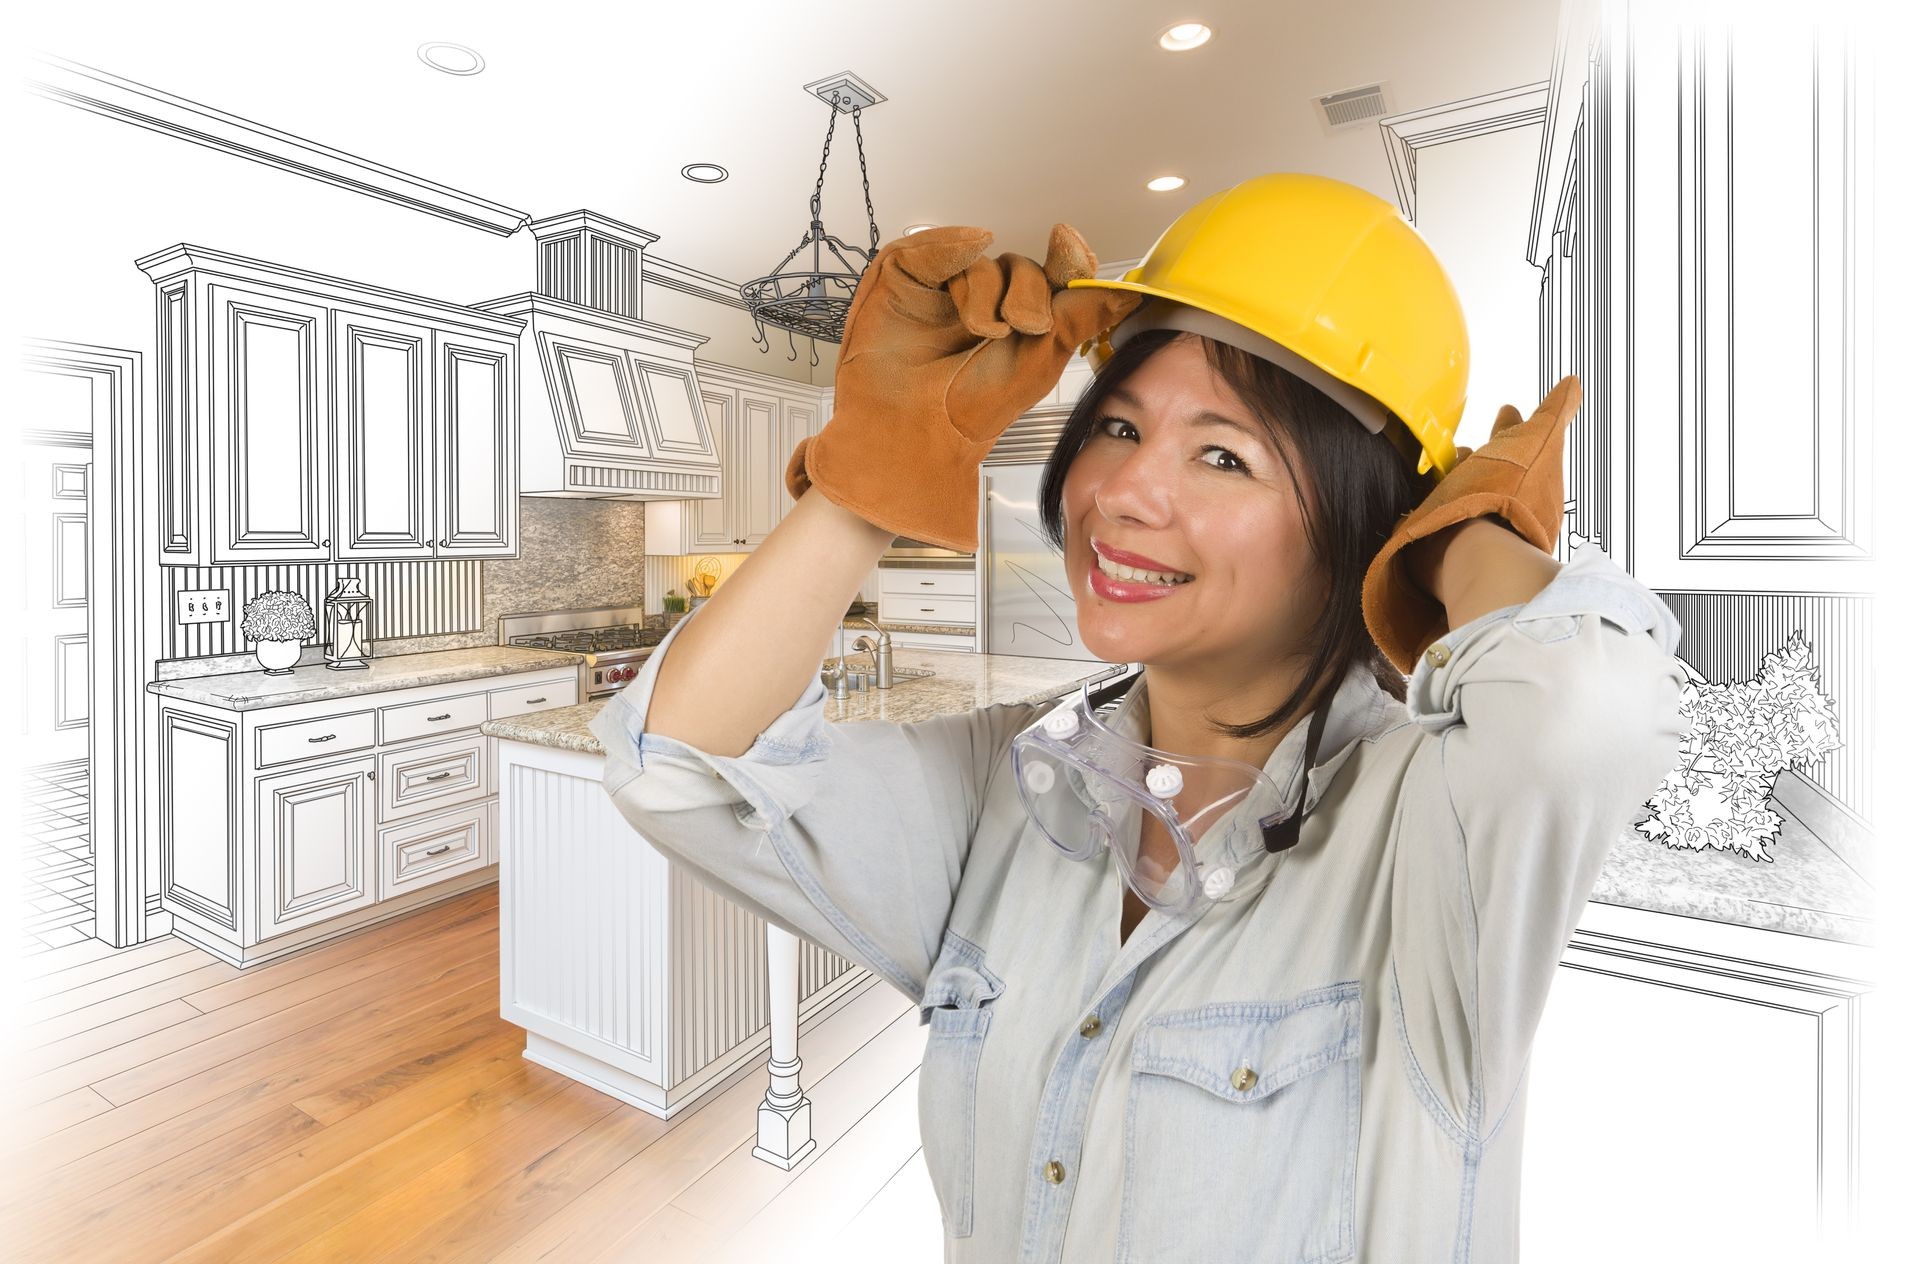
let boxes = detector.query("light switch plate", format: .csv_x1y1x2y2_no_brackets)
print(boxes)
176,588,231,625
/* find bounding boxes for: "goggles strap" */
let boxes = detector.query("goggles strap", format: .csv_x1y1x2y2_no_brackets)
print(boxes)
1260,696,1330,854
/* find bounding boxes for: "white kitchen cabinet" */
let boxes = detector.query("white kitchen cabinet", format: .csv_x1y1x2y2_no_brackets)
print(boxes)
645,373,815,554
1520,901,1870,1261
209,283,334,562
138,244,526,565
878,565,977,627
1539,4,1871,592
334,306,434,559
151,661,577,966
256,753,378,937
688,387,737,550
434,330,519,558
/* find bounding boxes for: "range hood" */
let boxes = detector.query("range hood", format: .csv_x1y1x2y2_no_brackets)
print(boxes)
475,210,722,500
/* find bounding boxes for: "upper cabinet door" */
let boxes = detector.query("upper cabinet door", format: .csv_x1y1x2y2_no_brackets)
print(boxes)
435,331,519,558
691,387,737,550
772,397,816,532
737,392,780,547
209,285,332,563
539,333,652,460
334,307,434,559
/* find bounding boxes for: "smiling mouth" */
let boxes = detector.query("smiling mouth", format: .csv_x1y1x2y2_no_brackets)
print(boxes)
1092,550,1194,586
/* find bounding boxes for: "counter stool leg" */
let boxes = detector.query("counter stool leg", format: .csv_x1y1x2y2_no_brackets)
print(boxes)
751,924,818,1169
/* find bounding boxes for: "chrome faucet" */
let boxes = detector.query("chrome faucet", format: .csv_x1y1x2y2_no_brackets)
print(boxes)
851,617,894,689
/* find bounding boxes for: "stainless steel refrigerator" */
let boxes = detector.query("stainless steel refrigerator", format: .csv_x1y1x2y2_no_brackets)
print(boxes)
981,462,1103,661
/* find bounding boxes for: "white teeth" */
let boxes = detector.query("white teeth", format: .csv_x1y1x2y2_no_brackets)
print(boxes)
1096,552,1193,585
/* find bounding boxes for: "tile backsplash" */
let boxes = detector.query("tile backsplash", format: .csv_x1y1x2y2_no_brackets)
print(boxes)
157,497,649,663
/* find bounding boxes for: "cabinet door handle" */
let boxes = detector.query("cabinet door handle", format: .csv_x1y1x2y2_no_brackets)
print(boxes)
367,770,376,781
427,712,451,721
424,771,454,782
308,733,336,744
424,843,453,856
525,696,547,704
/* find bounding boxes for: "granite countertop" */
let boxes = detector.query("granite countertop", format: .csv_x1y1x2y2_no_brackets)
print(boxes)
1590,806,1873,946
839,604,974,637
147,646,584,711
481,646,1123,754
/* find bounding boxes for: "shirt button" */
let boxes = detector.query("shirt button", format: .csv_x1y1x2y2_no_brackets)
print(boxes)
1078,1015,1101,1038
1425,642,1451,668
1231,1066,1259,1092
1044,1160,1067,1184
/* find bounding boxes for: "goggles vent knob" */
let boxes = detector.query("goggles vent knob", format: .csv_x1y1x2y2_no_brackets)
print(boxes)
1145,764,1184,798
1202,865,1235,899
1043,709,1080,739
1022,763,1056,795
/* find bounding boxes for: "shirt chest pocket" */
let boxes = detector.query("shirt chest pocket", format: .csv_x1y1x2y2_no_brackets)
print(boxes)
1117,982,1362,1264
917,929,1005,1240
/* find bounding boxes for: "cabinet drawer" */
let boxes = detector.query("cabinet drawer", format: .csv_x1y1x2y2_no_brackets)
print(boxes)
379,801,489,899
488,677,579,720
879,568,977,597
379,691,487,745
256,709,377,769
378,730,487,822
879,593,976,626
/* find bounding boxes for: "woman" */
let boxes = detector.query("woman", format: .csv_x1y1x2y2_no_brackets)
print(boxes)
591,173,1690,1262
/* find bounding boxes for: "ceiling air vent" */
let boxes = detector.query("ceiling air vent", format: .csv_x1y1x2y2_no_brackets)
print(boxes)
1315,82,1392,131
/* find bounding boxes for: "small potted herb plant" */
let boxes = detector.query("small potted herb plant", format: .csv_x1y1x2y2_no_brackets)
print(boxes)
662,587,686,614
240,590,316,675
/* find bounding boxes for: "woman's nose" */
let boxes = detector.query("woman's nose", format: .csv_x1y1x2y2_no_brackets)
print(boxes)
1093,442,1176,526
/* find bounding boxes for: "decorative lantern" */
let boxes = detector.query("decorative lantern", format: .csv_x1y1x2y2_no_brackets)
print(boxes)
324,576,373,670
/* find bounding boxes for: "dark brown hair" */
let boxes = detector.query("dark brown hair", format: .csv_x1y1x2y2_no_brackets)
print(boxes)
1037,327,1431,742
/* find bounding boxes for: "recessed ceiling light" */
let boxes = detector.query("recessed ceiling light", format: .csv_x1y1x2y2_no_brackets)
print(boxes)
1147,175,1186,192
682,163,729,183
902,223,937,235
417,42,485,75
1158,22,1213,52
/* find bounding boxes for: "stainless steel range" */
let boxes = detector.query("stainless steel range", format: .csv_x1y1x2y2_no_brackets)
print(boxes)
499,605,667,699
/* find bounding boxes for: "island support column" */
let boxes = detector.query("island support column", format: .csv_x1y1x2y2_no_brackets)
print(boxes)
750,924,817,1167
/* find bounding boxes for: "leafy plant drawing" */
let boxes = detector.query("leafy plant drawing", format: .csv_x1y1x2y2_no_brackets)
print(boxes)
1636,630,1841,863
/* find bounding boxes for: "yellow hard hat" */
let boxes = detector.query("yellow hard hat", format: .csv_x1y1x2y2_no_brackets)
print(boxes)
1067,172,1468,480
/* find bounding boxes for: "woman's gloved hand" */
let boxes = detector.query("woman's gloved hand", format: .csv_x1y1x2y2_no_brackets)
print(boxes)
785,223,1144,552
1361,374,1581,674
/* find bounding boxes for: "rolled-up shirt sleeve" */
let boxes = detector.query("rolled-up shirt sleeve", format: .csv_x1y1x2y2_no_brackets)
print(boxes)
586,601,1045,1004
1387,536,1691,1146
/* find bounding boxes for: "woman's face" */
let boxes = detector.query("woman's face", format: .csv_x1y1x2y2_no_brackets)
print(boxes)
1062,335,1325,676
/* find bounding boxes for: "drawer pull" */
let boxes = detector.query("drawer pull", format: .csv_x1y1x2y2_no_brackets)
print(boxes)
526,696,547,704
423,843,453,856
920,608,934,613
427,712,451,722
919,581,935,586
308,733,336,744
423,771,454,782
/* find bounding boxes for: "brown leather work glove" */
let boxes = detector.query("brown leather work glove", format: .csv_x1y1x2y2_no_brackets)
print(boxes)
784,224,1143,551
1361,374,1581,675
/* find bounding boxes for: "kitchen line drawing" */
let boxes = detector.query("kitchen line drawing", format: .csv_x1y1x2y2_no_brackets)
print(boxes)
8,1,1885,1260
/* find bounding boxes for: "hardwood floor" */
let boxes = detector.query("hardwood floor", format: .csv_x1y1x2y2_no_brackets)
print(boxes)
1,884,947,1262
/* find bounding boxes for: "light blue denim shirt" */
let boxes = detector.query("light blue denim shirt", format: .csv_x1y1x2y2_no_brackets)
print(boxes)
589,536,1689,1262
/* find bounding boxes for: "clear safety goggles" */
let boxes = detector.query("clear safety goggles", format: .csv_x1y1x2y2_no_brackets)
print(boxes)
1010,678,1324,916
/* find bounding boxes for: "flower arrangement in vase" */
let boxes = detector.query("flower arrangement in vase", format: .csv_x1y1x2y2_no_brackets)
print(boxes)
240,590,317,675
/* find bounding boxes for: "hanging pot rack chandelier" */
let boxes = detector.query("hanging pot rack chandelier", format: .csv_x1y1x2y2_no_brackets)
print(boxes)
740,73,887,366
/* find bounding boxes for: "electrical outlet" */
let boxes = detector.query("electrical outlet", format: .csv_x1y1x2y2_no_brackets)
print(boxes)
177,588,231,625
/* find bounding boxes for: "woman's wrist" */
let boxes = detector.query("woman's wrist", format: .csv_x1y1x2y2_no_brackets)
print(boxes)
1403,516,1561,630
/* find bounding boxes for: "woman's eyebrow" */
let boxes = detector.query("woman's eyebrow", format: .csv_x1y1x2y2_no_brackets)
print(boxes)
1108,386,1275,451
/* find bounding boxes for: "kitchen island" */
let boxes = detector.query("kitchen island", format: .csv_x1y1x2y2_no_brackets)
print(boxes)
482,647,1125,1163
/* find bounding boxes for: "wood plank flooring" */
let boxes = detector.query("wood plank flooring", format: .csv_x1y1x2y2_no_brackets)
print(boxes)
1,884,947,1262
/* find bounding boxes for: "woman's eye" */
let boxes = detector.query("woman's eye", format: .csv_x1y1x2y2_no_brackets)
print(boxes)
1095,416,1250,476
1203,445,1249,474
